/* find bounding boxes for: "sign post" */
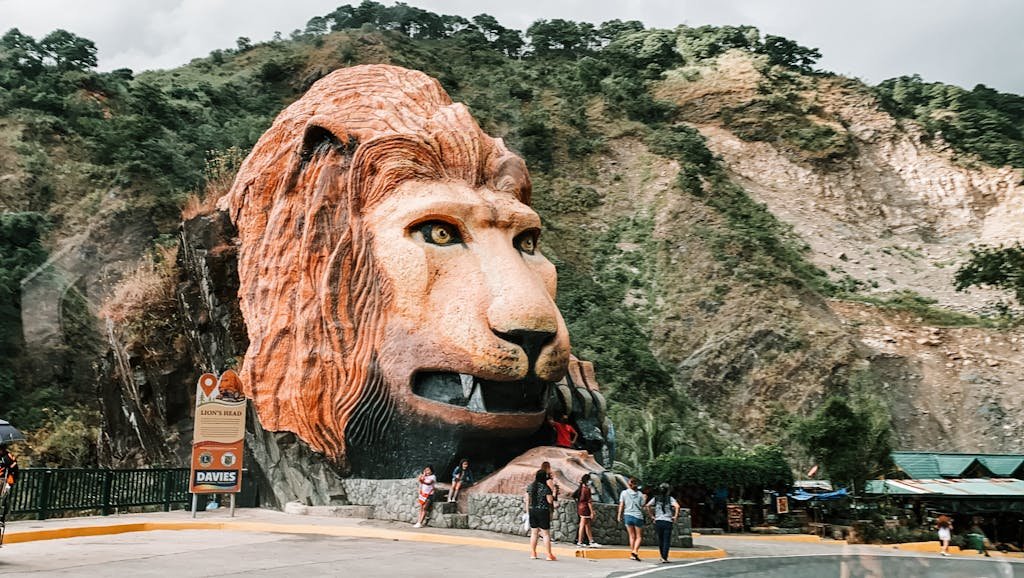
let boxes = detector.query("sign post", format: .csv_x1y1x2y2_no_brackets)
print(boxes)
776,496,790,515
727,503,744,532
189,370,246,517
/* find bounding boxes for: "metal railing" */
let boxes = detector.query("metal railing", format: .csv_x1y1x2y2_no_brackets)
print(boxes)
4,468,258,519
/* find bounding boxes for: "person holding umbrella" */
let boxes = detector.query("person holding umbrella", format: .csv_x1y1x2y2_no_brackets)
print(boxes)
0,419,24,497
0,419,24,548
0,444,16,494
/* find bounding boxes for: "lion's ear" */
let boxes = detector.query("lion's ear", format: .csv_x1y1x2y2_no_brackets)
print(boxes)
300,125,359,166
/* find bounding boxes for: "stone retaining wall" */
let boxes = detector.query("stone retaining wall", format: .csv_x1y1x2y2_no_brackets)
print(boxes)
464,495,692,547
332,478,693,548
339,478,448,527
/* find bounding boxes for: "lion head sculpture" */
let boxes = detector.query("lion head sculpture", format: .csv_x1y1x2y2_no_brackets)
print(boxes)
224,65,572,476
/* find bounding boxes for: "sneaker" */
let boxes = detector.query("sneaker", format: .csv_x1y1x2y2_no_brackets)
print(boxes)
589,542,602,548
576,542,586,547
413,522,422,528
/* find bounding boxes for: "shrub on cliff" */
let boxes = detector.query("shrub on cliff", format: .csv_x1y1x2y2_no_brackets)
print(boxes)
955,243,1024,307
646,445,793,490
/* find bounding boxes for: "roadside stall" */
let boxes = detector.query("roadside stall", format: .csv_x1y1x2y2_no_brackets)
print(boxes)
865,478,1024,550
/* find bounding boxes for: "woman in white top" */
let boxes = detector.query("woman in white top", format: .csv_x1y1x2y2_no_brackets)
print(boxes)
936,514,952,556
617,477,646,561
645,483,681,564
414,465,436,528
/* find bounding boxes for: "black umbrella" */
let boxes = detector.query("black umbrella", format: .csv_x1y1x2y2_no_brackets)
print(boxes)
0,420,25,444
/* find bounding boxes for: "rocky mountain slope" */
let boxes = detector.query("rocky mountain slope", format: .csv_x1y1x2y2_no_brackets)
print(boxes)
2,8,1022,472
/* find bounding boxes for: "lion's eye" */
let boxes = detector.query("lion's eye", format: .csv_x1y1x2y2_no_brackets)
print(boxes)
418,221,462,246
514,230,539,255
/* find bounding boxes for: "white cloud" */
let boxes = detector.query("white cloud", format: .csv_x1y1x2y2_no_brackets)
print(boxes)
1,0,1021,92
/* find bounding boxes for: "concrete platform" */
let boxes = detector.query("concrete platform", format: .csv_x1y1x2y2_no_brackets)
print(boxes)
1,508,727,562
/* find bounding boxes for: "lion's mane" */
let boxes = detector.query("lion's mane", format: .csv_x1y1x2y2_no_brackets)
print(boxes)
224,65,531,467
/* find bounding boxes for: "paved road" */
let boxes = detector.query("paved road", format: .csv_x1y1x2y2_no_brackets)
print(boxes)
609,554,1024,578
0,530,641,577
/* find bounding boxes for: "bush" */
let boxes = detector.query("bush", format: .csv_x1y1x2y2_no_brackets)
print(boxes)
646,445,793,489
20,407,101,467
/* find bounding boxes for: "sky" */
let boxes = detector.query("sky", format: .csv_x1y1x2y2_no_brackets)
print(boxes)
2,0,1022,94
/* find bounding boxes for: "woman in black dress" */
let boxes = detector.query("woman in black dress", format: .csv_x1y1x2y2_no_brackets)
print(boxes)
525,469,556,561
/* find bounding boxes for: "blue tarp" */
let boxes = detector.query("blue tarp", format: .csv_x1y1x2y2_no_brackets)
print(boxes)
789,488,849,501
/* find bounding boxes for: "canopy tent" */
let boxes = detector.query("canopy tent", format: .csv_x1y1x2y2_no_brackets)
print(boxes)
794,480,833,491
789,488,848,501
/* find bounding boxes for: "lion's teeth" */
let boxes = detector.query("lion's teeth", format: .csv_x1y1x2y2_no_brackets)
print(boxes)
459,373,474,399
467,381,486,412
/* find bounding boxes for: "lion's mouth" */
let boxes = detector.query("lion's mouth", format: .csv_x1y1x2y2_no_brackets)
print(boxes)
412,372,548,413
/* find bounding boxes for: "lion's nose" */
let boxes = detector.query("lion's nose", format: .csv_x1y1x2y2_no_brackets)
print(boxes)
493,328,555,368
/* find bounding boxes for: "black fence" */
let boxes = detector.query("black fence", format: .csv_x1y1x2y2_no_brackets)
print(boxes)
4,468,258,519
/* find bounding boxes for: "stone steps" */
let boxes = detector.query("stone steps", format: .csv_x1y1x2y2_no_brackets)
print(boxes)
436,501,459,515
443,513,468,529
283,502,375,519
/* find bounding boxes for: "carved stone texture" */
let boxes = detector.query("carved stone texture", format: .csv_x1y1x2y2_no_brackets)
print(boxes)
466,446,626,505
224,64,582,477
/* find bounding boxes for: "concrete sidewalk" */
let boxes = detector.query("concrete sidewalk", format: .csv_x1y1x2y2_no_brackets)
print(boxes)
2,508,725,561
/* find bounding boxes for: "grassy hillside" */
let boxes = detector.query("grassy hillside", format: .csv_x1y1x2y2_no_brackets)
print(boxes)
2,3,1021,474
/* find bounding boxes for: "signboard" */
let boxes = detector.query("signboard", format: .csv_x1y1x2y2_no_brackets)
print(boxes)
776,496,790,514
189,370,246,494
727,504,744,530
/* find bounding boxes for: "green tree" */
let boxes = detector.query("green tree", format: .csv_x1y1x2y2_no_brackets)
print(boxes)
955,243,1024,305
612,401,691,476
676,24,760,62
526,19,596,58
756,34,821,72
38,29,97,71
0,212,50,420
792,397,893,491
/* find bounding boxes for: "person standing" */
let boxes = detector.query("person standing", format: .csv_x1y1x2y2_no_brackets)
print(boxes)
540,461,560,505
574,473,601,547
413,465,436,528
617,477,646,561
0,444,17,496
449,458,474,502
525,469,557,561
969,517,991,557
0,443,17,547
548,415,578,448
936,514,952,556
646,483,680,563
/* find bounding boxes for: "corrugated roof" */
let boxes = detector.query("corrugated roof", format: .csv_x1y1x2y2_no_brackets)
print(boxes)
978,456,1024,476
892,453,939,478
891,452,1024,479
865,478,1024,497
936,456,978,476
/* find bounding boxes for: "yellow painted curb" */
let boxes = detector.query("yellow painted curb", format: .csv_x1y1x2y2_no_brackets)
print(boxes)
891,541,960,554
704,533,829,543
575,547,726,560
3,520,727,560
